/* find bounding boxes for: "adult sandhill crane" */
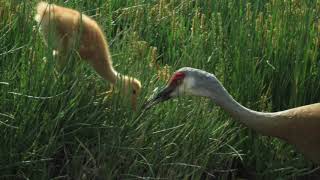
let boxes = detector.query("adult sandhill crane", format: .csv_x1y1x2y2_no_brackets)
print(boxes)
34,2,141,110
143,67,320,163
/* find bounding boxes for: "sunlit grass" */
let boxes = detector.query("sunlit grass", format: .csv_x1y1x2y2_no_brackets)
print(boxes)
0,0,319,179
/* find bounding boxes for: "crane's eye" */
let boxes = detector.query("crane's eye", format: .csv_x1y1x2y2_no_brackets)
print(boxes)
132,89,137,95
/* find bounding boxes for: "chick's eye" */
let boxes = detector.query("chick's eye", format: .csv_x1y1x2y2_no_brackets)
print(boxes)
132,90,136,95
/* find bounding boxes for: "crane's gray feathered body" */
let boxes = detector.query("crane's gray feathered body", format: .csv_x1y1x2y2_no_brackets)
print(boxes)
144,67,320,164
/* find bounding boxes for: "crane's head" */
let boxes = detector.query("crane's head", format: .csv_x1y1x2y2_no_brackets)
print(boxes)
143,67,221,110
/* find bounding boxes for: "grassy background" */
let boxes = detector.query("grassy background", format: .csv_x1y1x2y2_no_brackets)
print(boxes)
1,0,320,179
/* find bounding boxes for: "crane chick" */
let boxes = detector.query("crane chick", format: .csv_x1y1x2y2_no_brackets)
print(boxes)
34,2,141,110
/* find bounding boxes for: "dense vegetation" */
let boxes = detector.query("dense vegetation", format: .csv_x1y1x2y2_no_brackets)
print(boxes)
1,0,320,179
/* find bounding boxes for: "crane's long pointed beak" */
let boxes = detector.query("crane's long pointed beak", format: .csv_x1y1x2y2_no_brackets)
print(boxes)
142,85,174,111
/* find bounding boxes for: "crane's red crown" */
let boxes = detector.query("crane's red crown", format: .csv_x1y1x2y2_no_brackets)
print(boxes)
169,72,185,86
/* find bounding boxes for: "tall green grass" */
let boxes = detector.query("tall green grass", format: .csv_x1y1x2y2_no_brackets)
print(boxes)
1,0,319,179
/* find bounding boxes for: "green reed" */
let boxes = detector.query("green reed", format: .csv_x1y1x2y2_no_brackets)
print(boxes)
0,0,319,179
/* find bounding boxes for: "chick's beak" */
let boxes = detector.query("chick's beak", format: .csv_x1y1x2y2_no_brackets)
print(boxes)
131,95,137,111
142,85,175,111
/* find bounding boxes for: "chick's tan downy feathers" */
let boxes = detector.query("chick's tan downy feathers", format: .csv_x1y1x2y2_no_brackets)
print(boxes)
35,2,141,110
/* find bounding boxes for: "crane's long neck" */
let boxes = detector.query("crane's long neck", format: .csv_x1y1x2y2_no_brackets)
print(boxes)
106,65,118,84
97,40,121,85
100,50,134,87
205,79,282,137
100,62,132,86
99,38,137,87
